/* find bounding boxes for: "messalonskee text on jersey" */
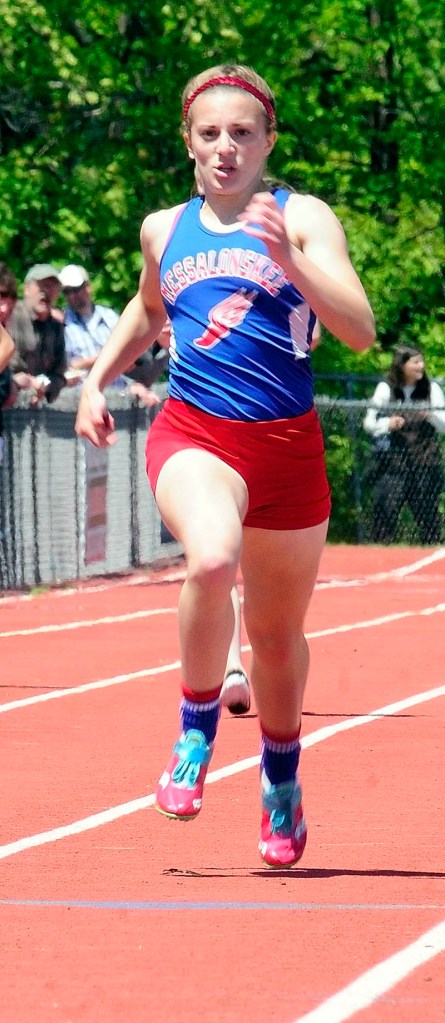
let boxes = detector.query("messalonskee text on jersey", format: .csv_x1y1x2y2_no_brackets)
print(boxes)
160,247,290,304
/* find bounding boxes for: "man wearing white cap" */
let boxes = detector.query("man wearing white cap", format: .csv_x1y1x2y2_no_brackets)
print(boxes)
61,264,166,401
59,264,125,385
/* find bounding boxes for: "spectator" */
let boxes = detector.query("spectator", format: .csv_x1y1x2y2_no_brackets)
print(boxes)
61,264,166,403
60,264,121,384
0,280,16,464
0,262,17,331
0,262,17,376
126,340,169,407
0,324,15,462
9,264,67,404
363,344,445,545
0,263,17,464
0,324,14,376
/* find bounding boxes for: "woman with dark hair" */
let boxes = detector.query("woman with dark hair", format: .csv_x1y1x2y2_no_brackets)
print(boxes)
0,263,17,456
364,345,445,544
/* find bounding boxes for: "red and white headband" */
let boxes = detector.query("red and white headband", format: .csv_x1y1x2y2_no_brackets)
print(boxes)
182,75,275,123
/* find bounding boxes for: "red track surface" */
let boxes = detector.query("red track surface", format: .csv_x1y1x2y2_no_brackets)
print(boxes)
1,545,444,1023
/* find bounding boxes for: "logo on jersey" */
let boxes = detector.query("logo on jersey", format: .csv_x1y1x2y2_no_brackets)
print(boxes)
193,289,258,349
161,248,289,304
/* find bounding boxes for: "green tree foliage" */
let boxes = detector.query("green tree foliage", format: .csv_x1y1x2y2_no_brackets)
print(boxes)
0,0,443,378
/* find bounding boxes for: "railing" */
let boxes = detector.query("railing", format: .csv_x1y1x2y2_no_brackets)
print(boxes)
1,386,444,590
0,386,181,590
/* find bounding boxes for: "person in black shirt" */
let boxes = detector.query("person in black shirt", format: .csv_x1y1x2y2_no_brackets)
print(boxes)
9,264,67,405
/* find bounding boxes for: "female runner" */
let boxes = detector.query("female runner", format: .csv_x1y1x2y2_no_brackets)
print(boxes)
75,64,375,867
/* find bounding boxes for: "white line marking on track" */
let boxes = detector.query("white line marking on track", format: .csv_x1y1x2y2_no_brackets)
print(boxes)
377,546,445,577
316,546,445,589
293,918,445,1023
2,899,445,911
0,683,444,861
0,661,181,713
300,684,445,748
0,569,187,606
1,549,444,1019
2,601,445,714
1,548,444,634
307,601,445,639
0,607,176,639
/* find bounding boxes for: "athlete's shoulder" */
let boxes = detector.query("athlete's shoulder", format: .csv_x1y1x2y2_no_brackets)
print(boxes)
140,204,187,240
284,192,346,249
285,191,340,222
140,203,188,262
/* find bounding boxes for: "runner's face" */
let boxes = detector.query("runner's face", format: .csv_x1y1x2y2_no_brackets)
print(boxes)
185,90,276,197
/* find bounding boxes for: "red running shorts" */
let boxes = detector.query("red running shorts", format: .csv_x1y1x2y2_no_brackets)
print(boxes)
145,397,331,530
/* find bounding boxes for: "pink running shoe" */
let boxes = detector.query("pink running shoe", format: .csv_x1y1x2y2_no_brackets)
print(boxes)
155,729,213,821
258,771,307,868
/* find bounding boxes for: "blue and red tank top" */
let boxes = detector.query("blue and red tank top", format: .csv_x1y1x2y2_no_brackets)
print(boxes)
159,188,315,421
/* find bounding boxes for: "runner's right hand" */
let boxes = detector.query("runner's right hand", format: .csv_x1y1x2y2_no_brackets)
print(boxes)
75,386,117,447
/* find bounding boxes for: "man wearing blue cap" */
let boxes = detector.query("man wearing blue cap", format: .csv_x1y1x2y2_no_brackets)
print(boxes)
9,264,67,404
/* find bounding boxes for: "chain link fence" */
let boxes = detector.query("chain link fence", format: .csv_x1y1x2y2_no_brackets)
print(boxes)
0,385,181,590
1,382,444,590
316,395,445,546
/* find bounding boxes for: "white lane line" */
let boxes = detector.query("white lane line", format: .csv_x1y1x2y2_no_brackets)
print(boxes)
0,607,176,639
2,601,445,715
378,546,445,577
2,548,444,638
0,683,444,862
2,595,441,642
307,601,445,639
316,546,445,589
0,661,181,714
1,898,444,912
293,918,445,1023
300,684,445,748
0,568,187,605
